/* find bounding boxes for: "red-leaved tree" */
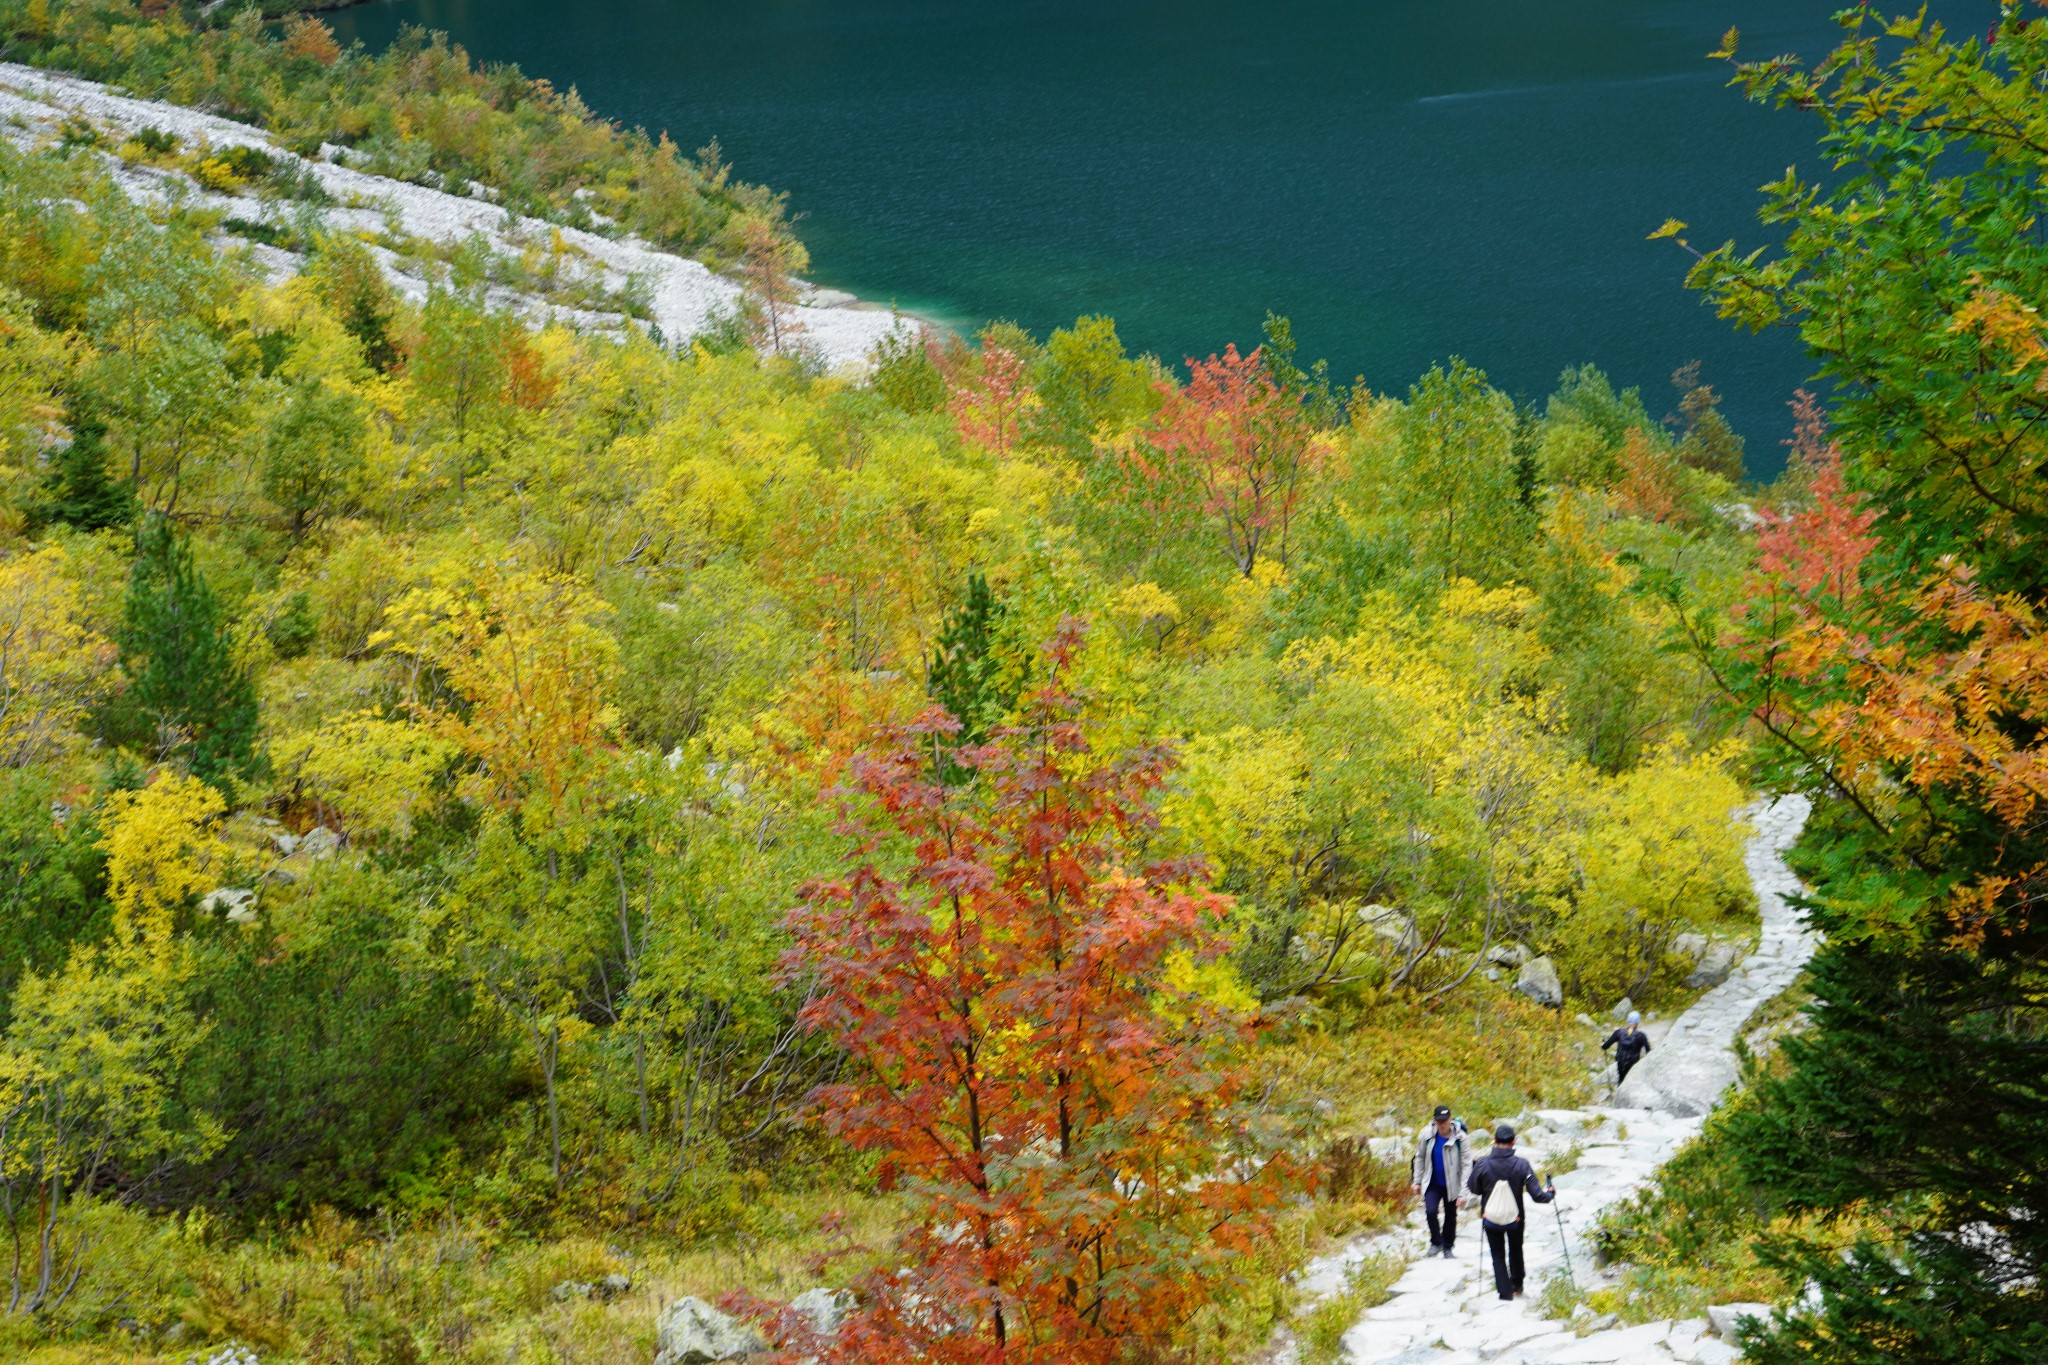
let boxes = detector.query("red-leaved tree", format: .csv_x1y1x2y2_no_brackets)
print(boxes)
947,328,1037,457
760,618,1291,1363
1138,345,1318,576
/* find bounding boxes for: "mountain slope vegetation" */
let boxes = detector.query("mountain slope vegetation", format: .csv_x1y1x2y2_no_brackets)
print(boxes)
0,4,1884,1363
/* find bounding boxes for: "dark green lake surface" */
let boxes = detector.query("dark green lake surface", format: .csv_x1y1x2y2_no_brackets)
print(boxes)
330,0,1989,476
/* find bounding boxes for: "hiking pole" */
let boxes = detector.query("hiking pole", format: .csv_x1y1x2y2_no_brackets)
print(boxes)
1549,1182,1578,1295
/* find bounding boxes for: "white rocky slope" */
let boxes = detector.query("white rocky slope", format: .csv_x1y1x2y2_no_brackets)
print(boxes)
0,62,906,369
1278,795,1813,1365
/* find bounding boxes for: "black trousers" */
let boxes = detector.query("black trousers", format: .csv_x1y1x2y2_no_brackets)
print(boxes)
1425,1182,1457,1248
1483,1220,1526,1299
1617,1053,1641,1084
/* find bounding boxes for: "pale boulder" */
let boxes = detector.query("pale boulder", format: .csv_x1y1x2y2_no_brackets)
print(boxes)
653,1296,763,1365
1685,941,1742,989
1514,955,1563,1008
1486,941,1531,968
1706,1301,1772,1338
789,1287,852,1337
200,887,257,924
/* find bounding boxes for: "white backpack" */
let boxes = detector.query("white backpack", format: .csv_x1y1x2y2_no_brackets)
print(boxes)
1481,1163,1521,1227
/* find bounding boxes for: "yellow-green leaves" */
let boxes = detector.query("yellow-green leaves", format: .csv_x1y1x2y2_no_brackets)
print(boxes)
1552,741,1752,1003
0,545,114,768
377,556,619,827
100,772,227,948
288,710,458,843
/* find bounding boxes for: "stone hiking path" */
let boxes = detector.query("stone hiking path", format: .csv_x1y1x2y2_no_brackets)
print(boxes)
1275,795,1813,1365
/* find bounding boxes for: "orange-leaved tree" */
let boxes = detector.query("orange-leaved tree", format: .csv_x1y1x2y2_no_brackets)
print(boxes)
946,326,1039,457
1138,344,1317,576
762,619,1293,1363
1727,390,2048,943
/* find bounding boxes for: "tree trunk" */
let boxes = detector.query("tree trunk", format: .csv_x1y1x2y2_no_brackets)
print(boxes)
542,1020,562,1189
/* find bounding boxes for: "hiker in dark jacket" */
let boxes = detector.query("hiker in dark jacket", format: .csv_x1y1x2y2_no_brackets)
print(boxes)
1602,1011,1652,1084
1466,1125,1555,1301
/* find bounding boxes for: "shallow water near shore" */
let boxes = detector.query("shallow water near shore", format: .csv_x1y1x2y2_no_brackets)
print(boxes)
331,0,1990,476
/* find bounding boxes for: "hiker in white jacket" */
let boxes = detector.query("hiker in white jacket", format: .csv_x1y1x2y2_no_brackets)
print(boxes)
1409,1105,1471,1257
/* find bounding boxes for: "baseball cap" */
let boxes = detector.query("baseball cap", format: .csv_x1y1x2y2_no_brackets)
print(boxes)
1433,1105,1452,1121
1494,1124,1516,1143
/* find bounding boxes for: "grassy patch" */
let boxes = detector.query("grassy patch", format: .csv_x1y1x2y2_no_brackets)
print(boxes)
1739,970,1814,1042
1268,992,1594,1138
7,1192,905,1365
1542,1139,1584,1179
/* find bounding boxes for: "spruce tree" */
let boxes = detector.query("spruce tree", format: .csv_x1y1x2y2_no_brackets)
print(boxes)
111,515,261,788
33,409,137,533
926,572,1021,784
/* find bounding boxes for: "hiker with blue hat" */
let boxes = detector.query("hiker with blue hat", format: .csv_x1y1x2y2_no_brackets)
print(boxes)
1602,1010,1652,1085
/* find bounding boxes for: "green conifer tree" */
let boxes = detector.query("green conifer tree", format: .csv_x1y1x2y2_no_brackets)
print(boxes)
926,572,1022,784
108,516,262,788
33,408,137,533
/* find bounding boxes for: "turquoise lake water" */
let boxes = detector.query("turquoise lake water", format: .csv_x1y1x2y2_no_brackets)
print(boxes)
329,0,1991,476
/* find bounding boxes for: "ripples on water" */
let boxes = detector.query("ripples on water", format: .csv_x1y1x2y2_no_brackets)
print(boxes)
331,0,1992,473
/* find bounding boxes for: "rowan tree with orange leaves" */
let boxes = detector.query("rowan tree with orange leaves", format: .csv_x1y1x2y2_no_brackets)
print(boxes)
1140,344,1319,577
946,325,1039,457
760,620,1294,1363
1650,10,2048,1358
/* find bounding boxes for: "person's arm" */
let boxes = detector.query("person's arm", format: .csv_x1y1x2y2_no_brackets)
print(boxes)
1601,1030,1618,1051
1525,1168,1556,1203
1641,1034,1652,1053
1466,1160,1484,1197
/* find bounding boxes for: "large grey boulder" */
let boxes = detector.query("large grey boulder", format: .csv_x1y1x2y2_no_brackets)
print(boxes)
1686,941,1742,989
199,888,258,925
1613,1039,1740,1117
789,1287,852,1338
1486,941,1531,968
1609,995,1634,1023
1514,955,1563,1008
1707,1301,1773,1338
653,1297,763,1365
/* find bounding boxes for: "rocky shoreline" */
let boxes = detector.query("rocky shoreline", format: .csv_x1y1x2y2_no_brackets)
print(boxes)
0,61,910,370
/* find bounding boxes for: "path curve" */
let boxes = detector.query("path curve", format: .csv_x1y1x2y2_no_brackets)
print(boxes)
1276,795,1812,1365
